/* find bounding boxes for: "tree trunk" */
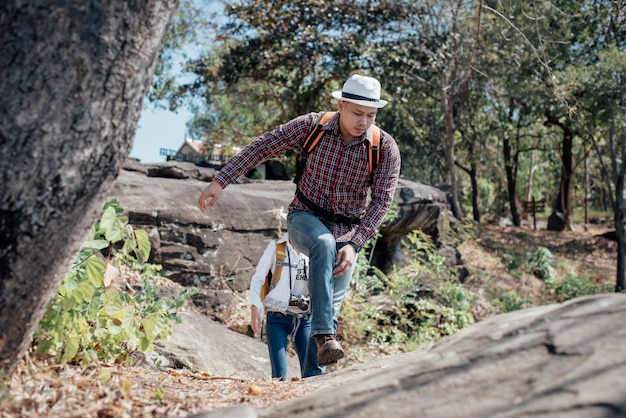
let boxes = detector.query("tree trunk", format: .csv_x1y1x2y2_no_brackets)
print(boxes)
613,181,625,292
439,74,464,220
503,135,520,227
611,117,626,292
0,0,177,375
546,114,574,231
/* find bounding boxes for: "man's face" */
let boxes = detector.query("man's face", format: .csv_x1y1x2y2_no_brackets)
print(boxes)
338,101,378,141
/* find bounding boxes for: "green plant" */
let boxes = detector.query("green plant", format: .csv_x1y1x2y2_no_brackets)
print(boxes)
492,291,531,312
506,252,524,272
35,199,197,367
342,229,476,357
528,246,555,281
547,274,613,302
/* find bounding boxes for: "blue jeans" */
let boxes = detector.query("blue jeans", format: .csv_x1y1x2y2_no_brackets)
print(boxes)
266,311,311,381
287,210,356,377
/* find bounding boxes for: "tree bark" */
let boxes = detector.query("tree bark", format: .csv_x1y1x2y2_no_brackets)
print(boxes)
545,111,574,231
0,0,177,374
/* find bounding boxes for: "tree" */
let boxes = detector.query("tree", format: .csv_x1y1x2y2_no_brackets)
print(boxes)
564,46,626,290
164,1,423,159
373,0,481,220
0,0,177,375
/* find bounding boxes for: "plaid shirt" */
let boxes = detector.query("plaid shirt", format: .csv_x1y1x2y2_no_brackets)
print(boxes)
213,112,401,248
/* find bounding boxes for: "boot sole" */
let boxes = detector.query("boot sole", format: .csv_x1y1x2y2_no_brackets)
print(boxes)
318,348,345,366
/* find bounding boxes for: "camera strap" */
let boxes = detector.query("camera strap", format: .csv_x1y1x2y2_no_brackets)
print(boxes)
287,249,292,298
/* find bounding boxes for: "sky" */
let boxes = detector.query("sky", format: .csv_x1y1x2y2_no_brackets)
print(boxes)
129,106,192,164
129,1,220,164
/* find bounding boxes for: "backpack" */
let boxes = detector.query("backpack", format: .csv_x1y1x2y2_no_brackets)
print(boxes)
260,241,287,301
293,111,382,186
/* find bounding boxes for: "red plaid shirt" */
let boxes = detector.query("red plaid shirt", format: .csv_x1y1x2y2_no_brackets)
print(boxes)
213,112,401,248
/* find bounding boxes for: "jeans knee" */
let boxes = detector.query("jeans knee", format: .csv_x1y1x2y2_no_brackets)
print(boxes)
312,234,335,253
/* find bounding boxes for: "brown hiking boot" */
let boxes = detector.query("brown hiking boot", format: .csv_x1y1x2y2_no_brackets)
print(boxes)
314,334,344,366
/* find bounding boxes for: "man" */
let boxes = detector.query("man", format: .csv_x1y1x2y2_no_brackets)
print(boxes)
198,74,401,368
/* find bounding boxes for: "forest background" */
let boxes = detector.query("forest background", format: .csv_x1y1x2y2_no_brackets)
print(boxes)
149,0,626,289
2,0,626,416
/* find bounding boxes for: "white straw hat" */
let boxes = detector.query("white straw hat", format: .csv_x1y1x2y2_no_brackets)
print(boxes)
332,74,388,108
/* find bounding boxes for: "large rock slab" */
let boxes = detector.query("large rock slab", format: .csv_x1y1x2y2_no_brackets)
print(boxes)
109,161,453,324
154,311,301,380
254,293,626,418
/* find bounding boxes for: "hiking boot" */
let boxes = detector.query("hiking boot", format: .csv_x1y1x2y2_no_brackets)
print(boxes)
314,334,344,366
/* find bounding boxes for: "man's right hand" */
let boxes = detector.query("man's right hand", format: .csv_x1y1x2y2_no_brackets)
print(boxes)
198,181,223,212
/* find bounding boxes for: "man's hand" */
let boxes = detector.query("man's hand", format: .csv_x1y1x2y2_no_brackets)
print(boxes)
333,244,358,276
198,181,223,212
250,305,263,334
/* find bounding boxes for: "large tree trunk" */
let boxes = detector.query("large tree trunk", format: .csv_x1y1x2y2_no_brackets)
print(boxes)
545,112,574,231
0,0,177,374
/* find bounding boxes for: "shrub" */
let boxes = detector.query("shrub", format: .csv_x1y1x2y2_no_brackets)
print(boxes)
34,199,197,368
529,246,555,281
548,273,613,302
341,230,475,357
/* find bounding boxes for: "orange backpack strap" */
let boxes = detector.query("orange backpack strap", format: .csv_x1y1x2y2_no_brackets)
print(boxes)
368,125,381,176
295,111,381,187
270,241,287,289
260,240,287,301
302,111,336,153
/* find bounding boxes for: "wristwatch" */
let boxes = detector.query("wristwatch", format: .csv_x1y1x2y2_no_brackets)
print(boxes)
348,241,362,253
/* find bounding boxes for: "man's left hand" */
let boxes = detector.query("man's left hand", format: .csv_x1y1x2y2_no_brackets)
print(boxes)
333,244,357,276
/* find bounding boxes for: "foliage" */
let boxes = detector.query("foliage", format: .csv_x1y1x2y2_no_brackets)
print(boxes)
35,199,197,368
528,246,555,282
492,291,532,313
147,0,625,225
546,274,614,303
147,0,626,287
342,230,475,358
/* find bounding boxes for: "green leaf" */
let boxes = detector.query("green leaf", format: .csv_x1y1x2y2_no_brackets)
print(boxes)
99,301,127,320
100,206,126,243
142,313,160,340
134,229,151,264
139,335,153,353
61,294,77,311
99,206,117,237
62,274,79,293
36,340,53,355
74,279,96,304
62,338,79,362
86,257,106,287
81,239,111,251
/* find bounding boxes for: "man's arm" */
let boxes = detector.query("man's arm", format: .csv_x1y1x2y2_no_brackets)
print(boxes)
197,113,320,213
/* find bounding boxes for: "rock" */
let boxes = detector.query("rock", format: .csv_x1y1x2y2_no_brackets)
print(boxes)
154,311,301,380
256,293,626,418
109,161,626,417
109,160,452,322
188,404,258,418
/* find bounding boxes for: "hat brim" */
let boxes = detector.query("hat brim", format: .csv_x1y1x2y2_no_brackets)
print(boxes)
332,91,388,108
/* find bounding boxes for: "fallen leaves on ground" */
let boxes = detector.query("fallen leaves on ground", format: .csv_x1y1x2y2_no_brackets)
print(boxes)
0,353,316,418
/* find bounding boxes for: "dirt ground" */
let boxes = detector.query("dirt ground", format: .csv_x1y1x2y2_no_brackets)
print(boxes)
0,222,619,418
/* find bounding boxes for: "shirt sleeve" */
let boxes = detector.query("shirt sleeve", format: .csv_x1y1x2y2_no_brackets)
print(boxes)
351,130,401,247
248,240,277,311
213,113,319,188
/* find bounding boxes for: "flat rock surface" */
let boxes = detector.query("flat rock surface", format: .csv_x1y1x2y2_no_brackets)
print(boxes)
154,312,300,380
253,293,626,418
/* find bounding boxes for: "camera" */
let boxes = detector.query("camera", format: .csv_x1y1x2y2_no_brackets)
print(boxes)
288,295,310,312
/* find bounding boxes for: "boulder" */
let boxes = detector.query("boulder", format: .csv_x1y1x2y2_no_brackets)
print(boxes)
151,312,301,380
109,160,453,322
257,293,626,418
